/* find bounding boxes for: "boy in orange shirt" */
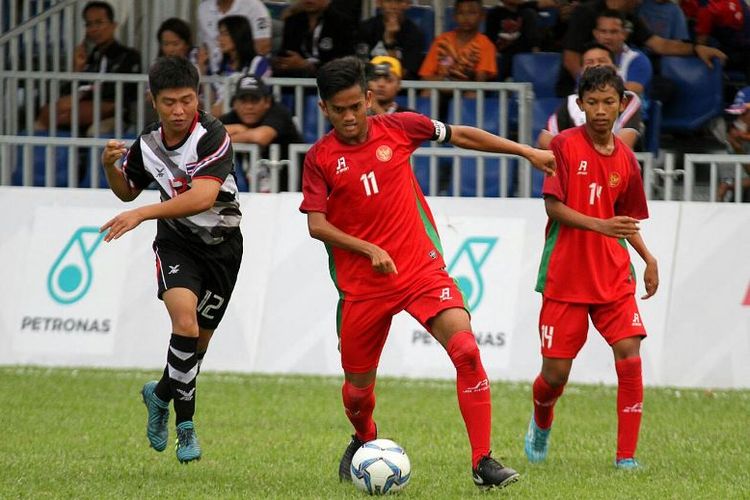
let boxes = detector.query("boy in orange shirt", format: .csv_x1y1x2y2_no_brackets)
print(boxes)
419,0,497,84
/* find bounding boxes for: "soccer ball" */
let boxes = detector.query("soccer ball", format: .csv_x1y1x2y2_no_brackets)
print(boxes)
350,438,411,495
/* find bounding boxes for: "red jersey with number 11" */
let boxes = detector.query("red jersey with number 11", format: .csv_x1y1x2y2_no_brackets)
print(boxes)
536,126,649,303
300,112,447,301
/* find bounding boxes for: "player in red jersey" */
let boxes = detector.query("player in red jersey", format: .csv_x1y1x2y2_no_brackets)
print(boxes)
300,56,555,490
525,66,659,470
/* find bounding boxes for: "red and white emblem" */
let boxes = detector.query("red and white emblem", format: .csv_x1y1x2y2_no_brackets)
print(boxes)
376,145,392,162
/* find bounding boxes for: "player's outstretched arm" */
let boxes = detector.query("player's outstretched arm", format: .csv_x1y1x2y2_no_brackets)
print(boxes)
448,125,556,175
101,140,141,202
626,232,659,299
307,212,397,275
545,196,641,238
100,178,221,242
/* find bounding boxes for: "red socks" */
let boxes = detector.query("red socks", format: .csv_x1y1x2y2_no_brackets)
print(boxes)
447,331,491,468
532,374,564,430
342,381,377,442
615,356,643,461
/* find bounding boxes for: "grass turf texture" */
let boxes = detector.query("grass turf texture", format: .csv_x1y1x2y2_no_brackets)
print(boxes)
1,367,748,499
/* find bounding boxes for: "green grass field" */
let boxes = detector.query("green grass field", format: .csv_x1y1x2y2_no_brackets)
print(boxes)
1,366,748,499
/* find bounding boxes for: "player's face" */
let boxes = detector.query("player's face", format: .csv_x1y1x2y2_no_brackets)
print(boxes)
319,84,372,144
153,87,198,136
577,85,624,135
582,48,615,71
233,95,272,126
159,30,190,58
370,74,400,106
593,17,626,54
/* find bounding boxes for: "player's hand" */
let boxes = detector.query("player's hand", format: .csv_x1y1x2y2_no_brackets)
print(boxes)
641,259,659,299
598,216,640,238
102,140,127,169
526,147,556,176
694,44,727,68
368,245,398,275
100,209,145,242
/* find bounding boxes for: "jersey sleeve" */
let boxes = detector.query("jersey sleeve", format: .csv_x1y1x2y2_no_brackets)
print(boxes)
193,119,233,183
121,138,152,190
299,145,329,214
615,153,649,220
618,92,643,131
627,53,653,89
250,3,272,39
387,112,451,147
474,35,498,78
543,135,569,201
418,34,443,77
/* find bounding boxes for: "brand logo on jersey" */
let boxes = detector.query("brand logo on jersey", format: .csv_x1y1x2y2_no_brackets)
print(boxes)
47,227,105,305
577,161,588,175
631,313,642,327
376,145,392,162
439,287,452,301
336,156,349,175
428,249,437,260
169,264,180,275
609,172,621,188
155,167,165,178
447,237,497,312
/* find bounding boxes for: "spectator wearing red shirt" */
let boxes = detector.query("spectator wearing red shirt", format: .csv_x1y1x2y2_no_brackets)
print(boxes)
301,56,555,490
525,66,659,471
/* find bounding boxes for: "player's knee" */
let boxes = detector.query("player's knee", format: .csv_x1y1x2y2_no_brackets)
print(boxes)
542,370,569,388
447,331,481,370
171,314,199,337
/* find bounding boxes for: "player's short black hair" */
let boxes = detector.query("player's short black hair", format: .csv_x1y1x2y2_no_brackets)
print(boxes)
83,1,115,22
581,42,615,65
157,17,193,48
578,65,625,100
149,56,199,98
316,57,367,102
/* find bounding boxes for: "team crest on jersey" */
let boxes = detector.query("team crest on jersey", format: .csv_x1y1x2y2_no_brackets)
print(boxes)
376,145,392,162
609,172,621,188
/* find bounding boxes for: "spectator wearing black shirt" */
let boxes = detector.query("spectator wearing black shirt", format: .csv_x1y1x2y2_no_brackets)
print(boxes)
485,0,540,80
220,75,302,190
35,1,141,132
557,0,726,97
273,0,355,77
356,0,426,80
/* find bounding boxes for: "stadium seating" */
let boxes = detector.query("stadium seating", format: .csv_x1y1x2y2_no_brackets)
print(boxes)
405,5,435,51
12,131,72,187
511,52,562,98
660,56,723,132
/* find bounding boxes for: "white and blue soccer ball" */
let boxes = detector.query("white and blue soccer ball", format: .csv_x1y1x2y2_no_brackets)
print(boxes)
350,438,411,495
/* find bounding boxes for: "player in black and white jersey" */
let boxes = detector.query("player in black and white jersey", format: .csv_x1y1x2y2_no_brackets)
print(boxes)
100,56,242,464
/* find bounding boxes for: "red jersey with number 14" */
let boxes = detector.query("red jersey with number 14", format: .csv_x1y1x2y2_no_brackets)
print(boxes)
536,126,649,303
300,112,447,301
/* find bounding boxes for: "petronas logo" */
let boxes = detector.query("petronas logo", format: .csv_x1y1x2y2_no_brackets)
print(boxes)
47,227,105,305
447,237,498,312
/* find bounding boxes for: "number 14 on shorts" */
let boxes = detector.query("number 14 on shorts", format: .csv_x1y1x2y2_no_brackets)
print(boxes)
541,324,555,349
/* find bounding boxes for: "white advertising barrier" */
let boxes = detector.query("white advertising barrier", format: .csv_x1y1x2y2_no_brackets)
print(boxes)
0,187,748,388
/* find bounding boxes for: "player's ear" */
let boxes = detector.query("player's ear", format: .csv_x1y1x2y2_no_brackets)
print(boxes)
318,99,329,118
365,89,373,109
576,97,583,112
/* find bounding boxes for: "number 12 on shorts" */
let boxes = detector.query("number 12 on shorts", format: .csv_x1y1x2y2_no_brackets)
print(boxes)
198,290,225,320
541,324,555,349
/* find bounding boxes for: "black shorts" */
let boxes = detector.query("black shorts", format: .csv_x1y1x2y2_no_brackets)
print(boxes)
152,229,243,330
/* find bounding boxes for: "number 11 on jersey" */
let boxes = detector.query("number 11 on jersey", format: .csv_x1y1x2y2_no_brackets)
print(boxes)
361,171,379,196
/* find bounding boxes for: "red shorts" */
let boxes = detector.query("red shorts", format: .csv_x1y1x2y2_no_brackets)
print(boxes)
339,269,468,373
538,295,647,359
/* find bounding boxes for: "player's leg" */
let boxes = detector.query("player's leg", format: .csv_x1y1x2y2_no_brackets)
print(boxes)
526,298,588,462
408,274,518,489
337,297,394,481
594,296,647,468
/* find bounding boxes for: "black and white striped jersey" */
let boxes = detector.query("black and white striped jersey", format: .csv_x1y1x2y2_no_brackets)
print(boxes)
123,111,242,245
